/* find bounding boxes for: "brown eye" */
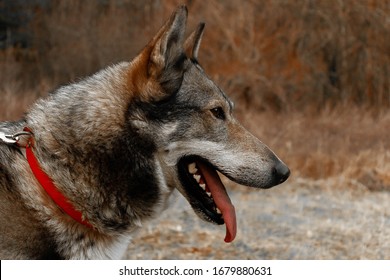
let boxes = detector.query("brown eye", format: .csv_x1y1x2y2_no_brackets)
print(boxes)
210,107,225,120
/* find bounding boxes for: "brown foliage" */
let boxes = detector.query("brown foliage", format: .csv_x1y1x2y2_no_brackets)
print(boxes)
2,0,389,110
1,0,389,187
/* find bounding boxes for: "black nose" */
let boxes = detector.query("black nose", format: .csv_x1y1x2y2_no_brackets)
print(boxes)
273,162,290,184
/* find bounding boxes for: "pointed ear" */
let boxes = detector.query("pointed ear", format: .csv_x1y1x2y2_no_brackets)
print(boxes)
184,22,205,61
127,6,188,102
148,5,187,80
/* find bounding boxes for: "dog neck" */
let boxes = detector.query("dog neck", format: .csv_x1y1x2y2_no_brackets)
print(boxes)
23,127,94,229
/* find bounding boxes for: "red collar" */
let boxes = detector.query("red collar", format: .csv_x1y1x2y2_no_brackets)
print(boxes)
23,128,93,229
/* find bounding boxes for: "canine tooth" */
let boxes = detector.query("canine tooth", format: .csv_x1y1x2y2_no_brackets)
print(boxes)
193,174,201,183
216,208,222,214
199,183,206,190
188,163,197,174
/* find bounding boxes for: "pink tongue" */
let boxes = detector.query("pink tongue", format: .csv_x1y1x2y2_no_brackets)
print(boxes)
196,161,237,243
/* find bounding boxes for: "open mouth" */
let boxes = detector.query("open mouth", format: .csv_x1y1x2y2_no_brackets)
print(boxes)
178,156,237,243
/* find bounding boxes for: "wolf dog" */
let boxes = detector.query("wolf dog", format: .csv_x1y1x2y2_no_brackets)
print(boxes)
0,6,289,259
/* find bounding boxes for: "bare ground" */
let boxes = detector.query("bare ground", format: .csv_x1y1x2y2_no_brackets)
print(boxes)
125,178,390,260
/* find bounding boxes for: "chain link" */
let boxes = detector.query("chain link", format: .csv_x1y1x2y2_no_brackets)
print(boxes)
0,131,33,146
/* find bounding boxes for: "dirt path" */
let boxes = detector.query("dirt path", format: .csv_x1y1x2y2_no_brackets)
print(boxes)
125,179,390,260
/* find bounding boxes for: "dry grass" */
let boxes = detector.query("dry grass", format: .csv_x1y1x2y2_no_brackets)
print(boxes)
238,107,390,191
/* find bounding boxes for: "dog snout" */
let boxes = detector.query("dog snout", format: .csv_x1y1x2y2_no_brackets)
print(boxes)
273,161,290,184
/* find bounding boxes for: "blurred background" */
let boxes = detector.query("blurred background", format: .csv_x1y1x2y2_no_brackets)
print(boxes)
1,0,389,259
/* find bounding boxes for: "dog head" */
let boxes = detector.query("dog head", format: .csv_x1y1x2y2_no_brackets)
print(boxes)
127,6,290,242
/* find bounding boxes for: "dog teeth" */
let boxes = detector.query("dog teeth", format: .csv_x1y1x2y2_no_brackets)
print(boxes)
188,163,198,174
193,174,201,183
188,164,213,200
187,164,217,212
